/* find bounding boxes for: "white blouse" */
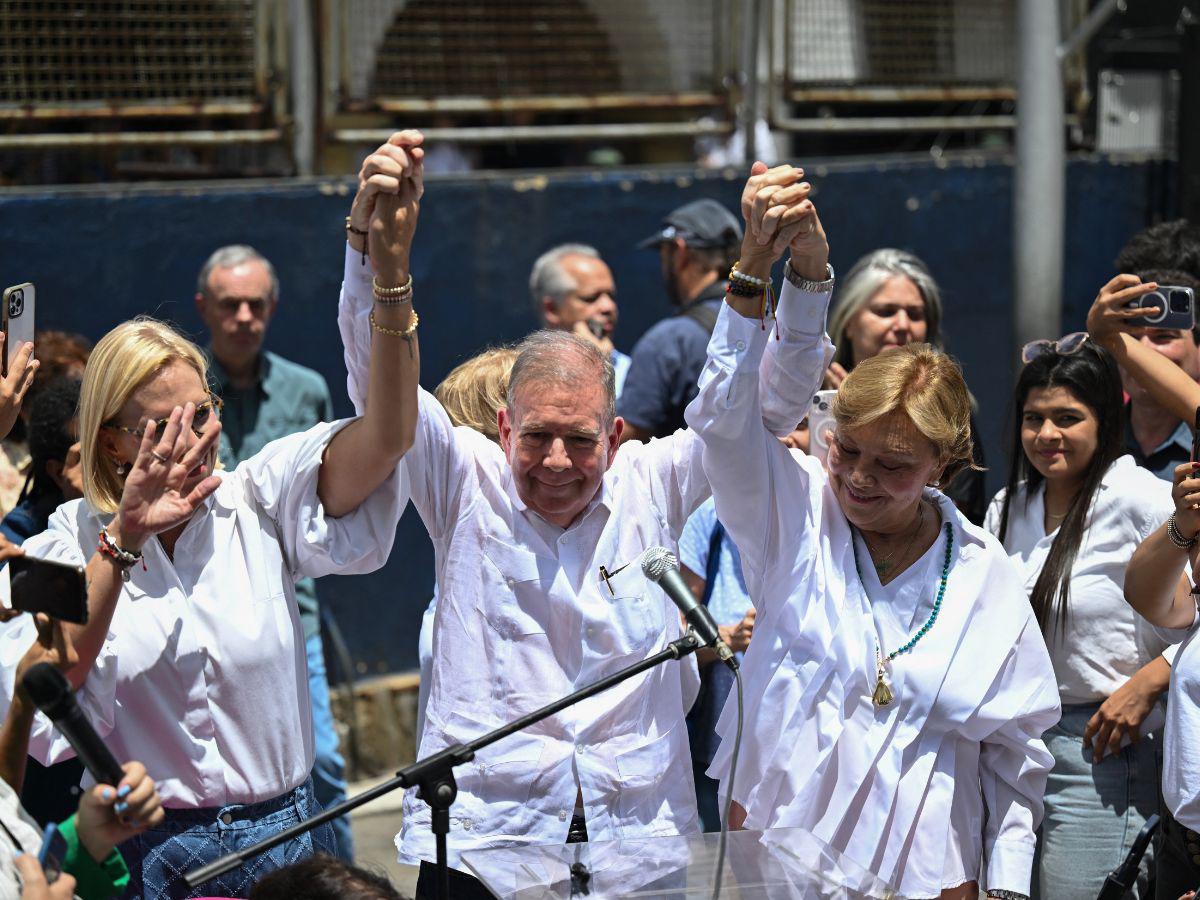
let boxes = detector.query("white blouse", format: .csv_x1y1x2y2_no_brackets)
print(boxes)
1154,610,1200,830
684,294,1060,898
0,420,407,808
984,456,1175,705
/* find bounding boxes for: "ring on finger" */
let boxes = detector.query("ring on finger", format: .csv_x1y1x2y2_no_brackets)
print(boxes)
150,450,170,465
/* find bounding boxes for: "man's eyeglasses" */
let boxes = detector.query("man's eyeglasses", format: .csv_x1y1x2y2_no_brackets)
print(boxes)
104,396,223,440
1020,332,1090,365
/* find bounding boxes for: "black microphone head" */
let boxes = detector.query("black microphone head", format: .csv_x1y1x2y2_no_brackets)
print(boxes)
640,546,678,581
21,662,73,720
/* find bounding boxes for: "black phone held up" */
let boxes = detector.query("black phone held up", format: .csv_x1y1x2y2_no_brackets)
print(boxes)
9,555,88,625
1193,407,1200,463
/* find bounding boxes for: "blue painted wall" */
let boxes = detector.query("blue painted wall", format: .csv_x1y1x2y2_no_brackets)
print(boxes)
0,154,1173,674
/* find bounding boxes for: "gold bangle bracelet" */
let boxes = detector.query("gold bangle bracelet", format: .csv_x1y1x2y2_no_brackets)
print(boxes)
372,275,413,297
369,308,419,338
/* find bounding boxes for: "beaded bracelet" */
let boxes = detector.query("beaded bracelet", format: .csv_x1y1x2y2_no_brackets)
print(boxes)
726,279,764,298
97,528,143,582
345,217,369,266
372,275,413,305
1167,512,1197,549
369,308,419,339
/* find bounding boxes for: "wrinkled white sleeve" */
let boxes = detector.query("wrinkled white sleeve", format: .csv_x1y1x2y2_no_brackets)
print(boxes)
0,512,116,764
337,242,374,415
236,419,408,579
978,617,1060,895
624,429,711,536
759,280,836,436
683,284,833,599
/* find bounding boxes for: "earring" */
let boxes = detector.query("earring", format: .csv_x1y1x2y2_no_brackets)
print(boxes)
116,463,129,476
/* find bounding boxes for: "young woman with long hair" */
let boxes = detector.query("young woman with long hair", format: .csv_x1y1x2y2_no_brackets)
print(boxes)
985,334,1174,899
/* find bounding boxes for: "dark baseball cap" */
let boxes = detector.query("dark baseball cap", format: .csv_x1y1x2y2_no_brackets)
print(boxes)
637,199,743,250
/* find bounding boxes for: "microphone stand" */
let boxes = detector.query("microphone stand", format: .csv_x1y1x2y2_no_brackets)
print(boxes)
184,632,702,899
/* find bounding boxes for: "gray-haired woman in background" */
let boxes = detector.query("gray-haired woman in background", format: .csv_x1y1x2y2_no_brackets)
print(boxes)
824,249,987,523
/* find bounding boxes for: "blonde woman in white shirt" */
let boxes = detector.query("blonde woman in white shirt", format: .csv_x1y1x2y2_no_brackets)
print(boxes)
985,336,1173,900
2,162,422,897
686,163,1059,899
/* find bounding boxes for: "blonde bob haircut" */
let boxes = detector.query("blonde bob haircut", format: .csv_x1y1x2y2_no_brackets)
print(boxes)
434,346,518,443
832,343,976,483
80,318,211,515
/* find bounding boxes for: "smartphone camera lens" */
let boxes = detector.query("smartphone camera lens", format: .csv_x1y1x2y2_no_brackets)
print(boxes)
1170,290,1192,314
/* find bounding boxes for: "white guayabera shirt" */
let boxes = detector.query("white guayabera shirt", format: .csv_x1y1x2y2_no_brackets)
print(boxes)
337,247,726,871
684,291,1060,898
0,420,407,808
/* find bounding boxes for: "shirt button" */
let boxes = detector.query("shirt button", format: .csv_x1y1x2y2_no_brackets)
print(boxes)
463,819,473,830
576,744,586,754
220,812,233,825
735,340,746,351
558,810,568,821
505,577,515,587
586,626,595,637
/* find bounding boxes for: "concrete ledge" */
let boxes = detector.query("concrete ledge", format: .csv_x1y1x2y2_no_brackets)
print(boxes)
331,671,421,782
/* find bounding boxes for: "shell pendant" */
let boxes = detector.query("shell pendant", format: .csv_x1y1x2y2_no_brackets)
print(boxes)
872,673,894,707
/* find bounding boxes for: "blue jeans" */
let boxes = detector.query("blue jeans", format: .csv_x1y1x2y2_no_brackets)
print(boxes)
1033,702,1161,900
120,778,335,899
307,630,353,861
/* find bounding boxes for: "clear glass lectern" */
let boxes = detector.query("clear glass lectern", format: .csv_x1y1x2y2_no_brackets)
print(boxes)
461,827,904,899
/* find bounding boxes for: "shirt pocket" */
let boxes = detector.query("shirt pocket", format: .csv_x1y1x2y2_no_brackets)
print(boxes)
481,535,552,639
480,536,563,713
612,728,686,830
601,565,662,659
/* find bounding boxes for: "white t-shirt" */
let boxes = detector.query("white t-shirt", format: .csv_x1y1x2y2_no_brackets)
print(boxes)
984,455,1174,704
1156,605,1200,830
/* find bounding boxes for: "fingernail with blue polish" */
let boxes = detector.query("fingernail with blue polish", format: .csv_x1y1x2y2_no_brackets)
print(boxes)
101,788,114,801
114,801,128,815
117,785,131,799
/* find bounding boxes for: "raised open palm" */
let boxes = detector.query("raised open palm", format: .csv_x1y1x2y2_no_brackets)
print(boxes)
116,403,223,542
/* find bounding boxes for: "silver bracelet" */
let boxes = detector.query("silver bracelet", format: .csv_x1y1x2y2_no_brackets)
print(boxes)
784,259,835,293
986,892,1029,900
1167,512,1197,549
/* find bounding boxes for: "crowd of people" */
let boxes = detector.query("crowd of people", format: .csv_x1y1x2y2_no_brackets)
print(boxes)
0,129,1194,900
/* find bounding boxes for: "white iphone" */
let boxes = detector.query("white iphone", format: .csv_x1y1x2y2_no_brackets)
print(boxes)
2,283,35,378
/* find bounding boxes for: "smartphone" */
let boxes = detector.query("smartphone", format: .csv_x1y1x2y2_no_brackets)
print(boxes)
36,822,67,884
1192,407,1200,463
807,390,837,464
9,555,88,625
1,282,35,378
1127,284,1196,330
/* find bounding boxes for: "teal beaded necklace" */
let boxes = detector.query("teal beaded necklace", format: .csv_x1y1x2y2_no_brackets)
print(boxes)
851,515,954,708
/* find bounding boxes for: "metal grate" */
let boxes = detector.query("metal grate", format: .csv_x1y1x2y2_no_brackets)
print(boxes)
787,0,1015,91
338,0,723,111
0,0,263,113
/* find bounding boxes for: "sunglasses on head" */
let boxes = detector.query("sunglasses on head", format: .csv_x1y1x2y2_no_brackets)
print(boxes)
1020,332,1089,365
104,396,223,441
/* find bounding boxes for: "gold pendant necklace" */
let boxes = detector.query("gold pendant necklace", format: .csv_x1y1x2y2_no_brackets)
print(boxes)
872,646,895,707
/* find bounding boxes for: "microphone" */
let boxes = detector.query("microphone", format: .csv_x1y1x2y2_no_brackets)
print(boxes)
641,547,737,669
22,663,125,787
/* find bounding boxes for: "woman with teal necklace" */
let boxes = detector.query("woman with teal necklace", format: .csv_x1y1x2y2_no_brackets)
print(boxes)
687,161,1061,899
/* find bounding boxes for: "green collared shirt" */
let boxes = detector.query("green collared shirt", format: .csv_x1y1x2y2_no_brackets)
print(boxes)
206,349,334,641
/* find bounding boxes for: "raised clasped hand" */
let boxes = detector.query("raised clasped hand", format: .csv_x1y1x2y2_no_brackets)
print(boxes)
1086,274,1160,348
114,403,222,547
739,161,829,279
349,130,425,233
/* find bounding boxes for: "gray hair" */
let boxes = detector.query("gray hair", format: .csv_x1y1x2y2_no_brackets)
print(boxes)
827,248,943,370
528,244,602,313
196,244,279,300
506,330,616,429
